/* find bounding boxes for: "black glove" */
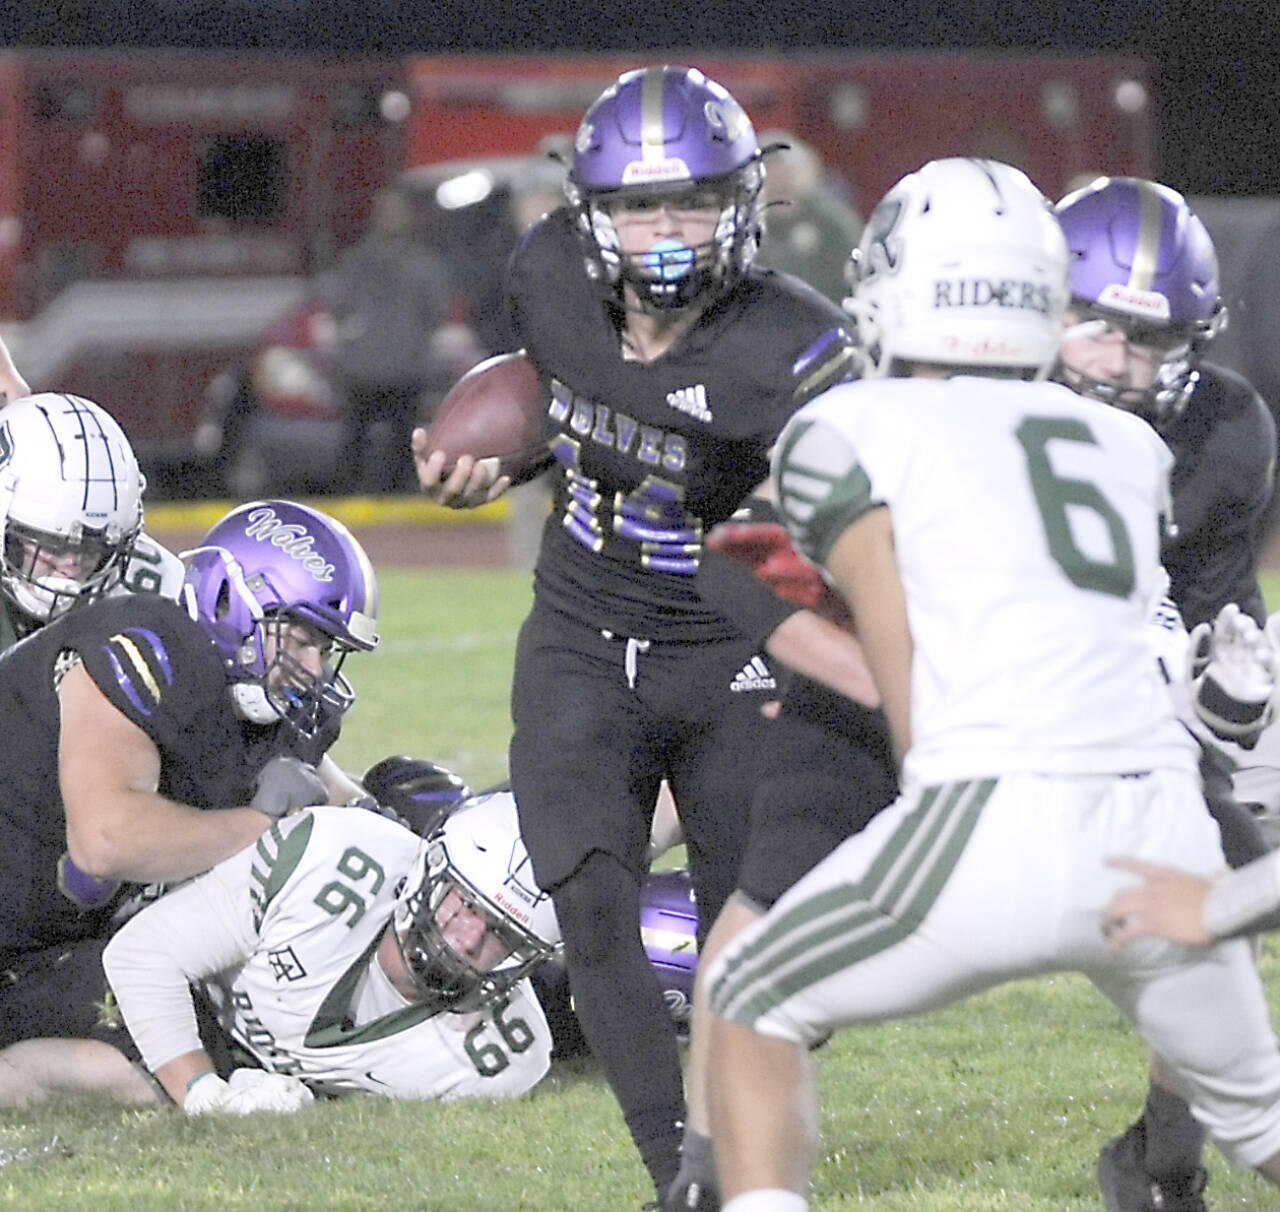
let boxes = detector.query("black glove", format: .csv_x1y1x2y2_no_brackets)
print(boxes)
250,756,329,819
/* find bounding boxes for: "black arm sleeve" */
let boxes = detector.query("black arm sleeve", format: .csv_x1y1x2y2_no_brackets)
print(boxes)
696,547,801,649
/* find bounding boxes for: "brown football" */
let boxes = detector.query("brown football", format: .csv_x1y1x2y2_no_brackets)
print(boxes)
425,351,549,485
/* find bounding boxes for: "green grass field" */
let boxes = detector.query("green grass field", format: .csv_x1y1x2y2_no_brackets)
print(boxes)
4,566,1280,1210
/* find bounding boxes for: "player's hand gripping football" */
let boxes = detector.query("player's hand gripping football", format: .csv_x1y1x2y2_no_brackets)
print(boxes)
1187,602,1276,745
412,431,512,508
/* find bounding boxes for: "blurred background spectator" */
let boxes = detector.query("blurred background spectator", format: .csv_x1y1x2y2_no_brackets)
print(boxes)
317,187,455,493
754,130,864,307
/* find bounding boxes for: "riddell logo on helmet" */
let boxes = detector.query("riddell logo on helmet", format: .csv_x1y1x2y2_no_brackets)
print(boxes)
933,279,1052,314
1098,283,1171,320
494,886,533,925
242,506,335,582
941,335,1028,358
623,159,691,184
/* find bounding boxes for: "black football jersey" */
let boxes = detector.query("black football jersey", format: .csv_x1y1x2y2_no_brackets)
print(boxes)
507,208,857,642
0,593,329,956
0,596,21,653
1162,362,1277,629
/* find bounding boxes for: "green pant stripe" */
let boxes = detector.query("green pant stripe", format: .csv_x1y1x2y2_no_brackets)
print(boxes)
713,778,995,1024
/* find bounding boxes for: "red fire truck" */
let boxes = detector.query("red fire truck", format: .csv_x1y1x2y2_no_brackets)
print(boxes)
0,49,1152,493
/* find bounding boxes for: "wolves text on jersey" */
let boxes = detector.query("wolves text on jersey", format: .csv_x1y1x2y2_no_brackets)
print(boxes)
549,378,688,474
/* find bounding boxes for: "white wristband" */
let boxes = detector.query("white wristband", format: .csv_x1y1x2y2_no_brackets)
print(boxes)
1202,852,1280,939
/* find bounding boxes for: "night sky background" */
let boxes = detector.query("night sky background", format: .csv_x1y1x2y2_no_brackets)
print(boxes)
4,0,1278,195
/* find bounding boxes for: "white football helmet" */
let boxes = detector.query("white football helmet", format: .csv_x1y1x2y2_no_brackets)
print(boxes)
393,789,560,1013
0,393,144,626
846,157,1070,377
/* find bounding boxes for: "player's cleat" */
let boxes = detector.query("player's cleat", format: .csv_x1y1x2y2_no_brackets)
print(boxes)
663,1130,721,1212
1097,1128,1208,1212
662,1177,721,1211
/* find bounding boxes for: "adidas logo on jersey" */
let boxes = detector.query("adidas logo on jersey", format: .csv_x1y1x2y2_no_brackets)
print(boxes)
666,384,713,423
730,655,777,693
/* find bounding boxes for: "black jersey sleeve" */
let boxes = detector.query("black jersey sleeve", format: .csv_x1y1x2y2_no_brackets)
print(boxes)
695,547,802,648
1166,364,1277,627
60,594,229,754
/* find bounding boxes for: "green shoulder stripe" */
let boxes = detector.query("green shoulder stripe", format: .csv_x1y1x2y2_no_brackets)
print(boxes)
775,417,876,565
250,813,315,930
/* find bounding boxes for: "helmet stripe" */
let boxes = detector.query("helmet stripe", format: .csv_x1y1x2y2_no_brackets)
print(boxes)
352,535,378,616
640,66,669,162
1128,180,1165,293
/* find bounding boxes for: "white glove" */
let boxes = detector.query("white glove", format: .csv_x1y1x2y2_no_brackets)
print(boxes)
183,1069,314,1116
1188,603,1276,743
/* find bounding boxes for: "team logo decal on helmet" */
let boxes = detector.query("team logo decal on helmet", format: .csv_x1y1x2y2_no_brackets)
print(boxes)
242,505,336,582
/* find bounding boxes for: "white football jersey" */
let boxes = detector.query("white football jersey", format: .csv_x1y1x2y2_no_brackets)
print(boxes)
111,808,552,1100
772,374,1199,785
115,530,185,599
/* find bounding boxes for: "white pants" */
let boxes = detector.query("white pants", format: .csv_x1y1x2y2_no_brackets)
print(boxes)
708,769,1280,1168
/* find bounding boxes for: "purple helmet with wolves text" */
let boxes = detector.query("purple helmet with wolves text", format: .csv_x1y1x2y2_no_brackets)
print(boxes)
179,499,379,736
566,65,765,310
1054,176,1225,426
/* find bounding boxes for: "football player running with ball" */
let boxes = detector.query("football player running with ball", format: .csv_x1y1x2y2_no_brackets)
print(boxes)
705,158,1280,1212
416,65,860,1204
103,789,559,1111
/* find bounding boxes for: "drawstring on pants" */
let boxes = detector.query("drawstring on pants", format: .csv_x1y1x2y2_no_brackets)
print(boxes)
602,630,651,689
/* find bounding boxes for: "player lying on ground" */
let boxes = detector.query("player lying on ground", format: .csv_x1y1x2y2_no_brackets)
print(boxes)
103,790,560,1112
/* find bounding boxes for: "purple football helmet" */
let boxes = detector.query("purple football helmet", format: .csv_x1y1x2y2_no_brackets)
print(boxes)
565,65,765,310
362,755,473,837
640,866,699,1032
179,500,379,736
1054,176,1225,426
531,864,698,1057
